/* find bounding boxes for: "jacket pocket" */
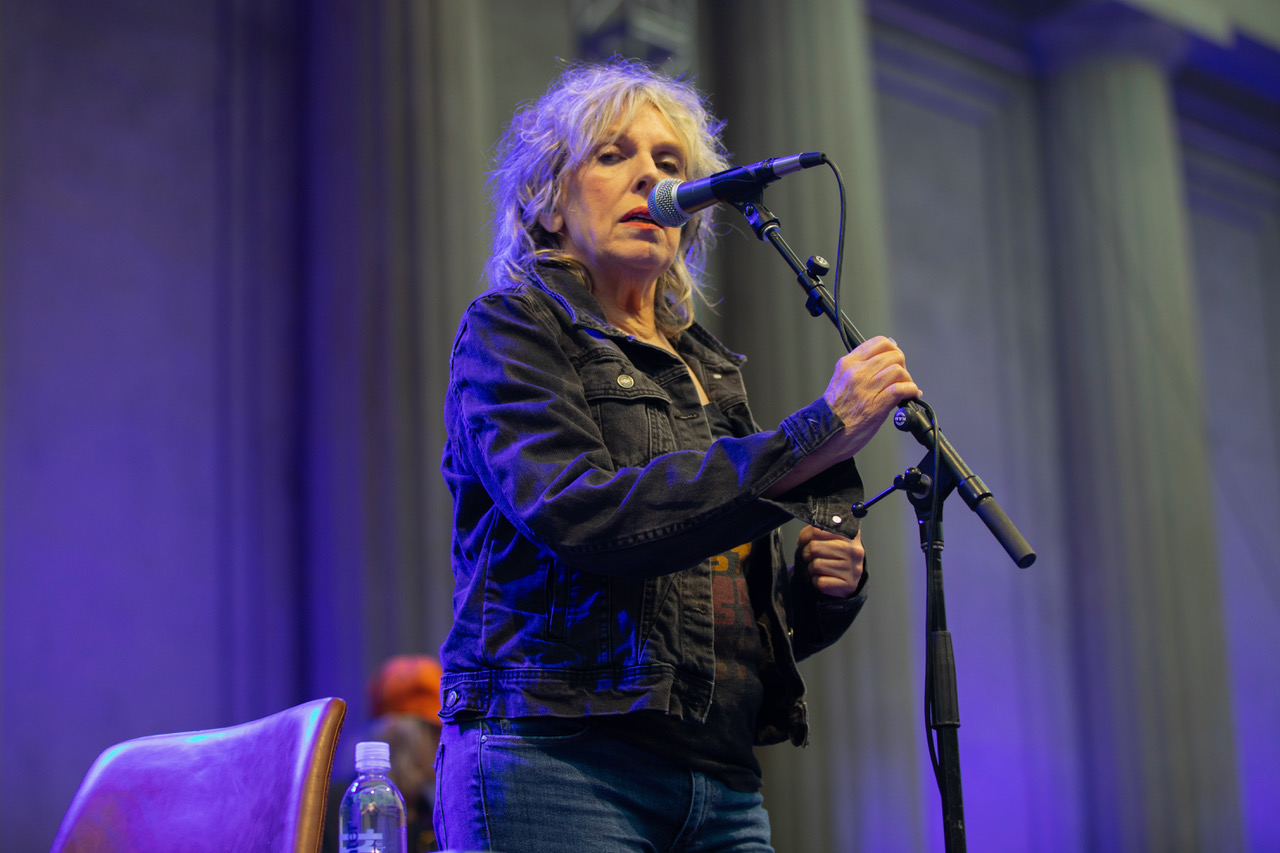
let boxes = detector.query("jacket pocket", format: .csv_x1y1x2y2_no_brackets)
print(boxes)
578,356,676,468
543,556,567,641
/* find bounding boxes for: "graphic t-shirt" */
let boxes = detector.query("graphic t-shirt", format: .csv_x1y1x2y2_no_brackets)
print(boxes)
590,401,766,791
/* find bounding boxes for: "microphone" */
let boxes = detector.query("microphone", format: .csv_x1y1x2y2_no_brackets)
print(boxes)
647,151,825,227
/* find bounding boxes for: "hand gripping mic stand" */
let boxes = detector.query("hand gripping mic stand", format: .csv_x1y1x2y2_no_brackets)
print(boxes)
729,191,1036,853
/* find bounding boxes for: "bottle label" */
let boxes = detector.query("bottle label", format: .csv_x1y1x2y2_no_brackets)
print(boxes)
343,828,384,852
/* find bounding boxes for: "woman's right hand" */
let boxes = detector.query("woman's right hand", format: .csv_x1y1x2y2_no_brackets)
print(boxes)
763,336,918,498
820,335,919,460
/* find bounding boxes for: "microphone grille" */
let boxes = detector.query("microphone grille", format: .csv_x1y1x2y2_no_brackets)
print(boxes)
648,179,689,228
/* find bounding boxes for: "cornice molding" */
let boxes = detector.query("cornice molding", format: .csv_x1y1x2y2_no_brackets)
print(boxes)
1027,3,1192,72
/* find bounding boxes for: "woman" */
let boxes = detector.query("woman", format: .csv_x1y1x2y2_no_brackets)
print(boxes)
435,59,917,852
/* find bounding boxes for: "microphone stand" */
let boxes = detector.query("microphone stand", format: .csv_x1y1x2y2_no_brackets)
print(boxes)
730,194,1036,853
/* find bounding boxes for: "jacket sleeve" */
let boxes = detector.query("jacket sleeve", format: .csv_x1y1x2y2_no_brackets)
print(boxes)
445,287,862,578
778,457,869,656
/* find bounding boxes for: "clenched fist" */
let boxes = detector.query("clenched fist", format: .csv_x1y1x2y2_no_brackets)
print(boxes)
798,525,866,598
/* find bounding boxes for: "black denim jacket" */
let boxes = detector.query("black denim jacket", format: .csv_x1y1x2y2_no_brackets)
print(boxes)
439,265,867,746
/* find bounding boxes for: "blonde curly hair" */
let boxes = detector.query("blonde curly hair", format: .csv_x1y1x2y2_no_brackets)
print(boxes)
485,59,730,336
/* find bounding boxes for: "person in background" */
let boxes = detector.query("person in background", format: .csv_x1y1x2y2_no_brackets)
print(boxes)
436,58,919,852
325,655,443,853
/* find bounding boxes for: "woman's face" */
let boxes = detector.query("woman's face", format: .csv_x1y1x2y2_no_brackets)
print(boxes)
547,106,687,293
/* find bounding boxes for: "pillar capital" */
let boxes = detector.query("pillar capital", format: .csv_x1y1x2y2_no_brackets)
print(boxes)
1030,2,1190,74
571,0,696,72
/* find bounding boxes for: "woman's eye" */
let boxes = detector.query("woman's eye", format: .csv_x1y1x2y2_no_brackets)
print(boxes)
659,160,682,174
598,151,622,164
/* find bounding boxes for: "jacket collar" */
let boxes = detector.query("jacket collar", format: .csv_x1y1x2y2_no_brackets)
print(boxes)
531,263,610,331
531,263,746,368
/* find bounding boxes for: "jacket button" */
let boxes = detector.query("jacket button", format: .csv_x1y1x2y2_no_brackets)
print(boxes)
616,374,635,388
445,689,460,708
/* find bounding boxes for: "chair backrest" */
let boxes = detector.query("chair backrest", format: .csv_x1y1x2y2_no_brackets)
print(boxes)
50,696,347,853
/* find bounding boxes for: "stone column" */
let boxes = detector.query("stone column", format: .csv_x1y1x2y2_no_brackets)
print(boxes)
707,1,926,850
303,0,494,703
1036,10,1243,851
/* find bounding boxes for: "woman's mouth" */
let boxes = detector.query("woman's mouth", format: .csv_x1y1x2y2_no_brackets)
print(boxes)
621,208,660,228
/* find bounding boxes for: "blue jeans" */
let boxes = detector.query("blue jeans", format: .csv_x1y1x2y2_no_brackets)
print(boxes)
433,718,774,853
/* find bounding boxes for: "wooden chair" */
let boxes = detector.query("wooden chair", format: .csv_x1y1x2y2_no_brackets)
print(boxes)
50,696,346,853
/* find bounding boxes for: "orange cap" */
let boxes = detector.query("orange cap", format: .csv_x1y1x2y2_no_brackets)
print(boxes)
368,655,443,726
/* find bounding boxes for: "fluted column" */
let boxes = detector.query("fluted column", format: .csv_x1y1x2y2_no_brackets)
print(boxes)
1037,13,1243,851
706,1,925,850
303,0,492,712
401,0,495,658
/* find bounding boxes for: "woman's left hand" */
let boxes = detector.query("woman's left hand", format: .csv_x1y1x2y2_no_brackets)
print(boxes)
798,526,865,598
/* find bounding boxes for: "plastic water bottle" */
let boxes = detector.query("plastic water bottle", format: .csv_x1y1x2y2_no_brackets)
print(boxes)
339,741,407,853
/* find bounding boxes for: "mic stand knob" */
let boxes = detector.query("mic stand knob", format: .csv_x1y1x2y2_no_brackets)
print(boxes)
850,466,933,518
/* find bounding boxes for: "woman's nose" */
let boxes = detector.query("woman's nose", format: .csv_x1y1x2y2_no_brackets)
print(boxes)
634,156,662,192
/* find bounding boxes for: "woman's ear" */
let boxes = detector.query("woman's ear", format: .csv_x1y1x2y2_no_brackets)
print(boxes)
538,207,563,235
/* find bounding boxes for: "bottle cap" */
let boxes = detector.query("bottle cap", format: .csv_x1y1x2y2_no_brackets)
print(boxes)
354,740,391,772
